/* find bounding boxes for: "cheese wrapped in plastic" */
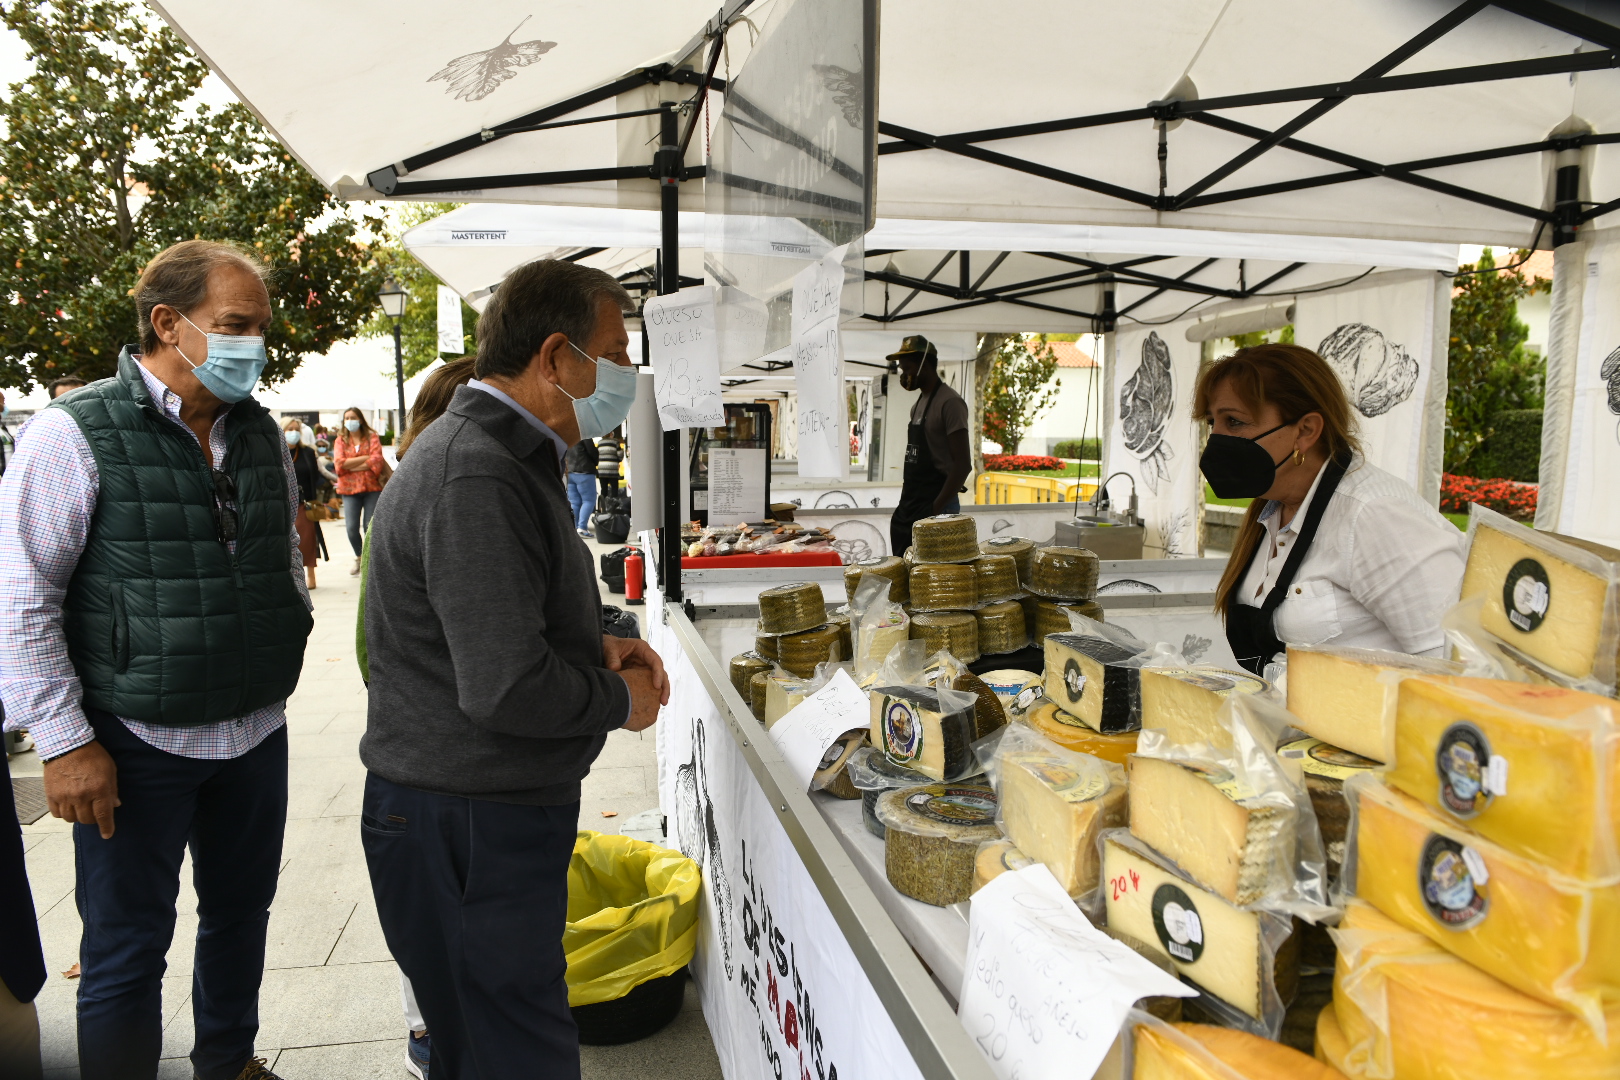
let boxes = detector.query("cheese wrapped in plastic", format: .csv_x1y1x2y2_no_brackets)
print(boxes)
1325,897,1620,1080
1139,667,1271,750
1344,774,1620,1033
1386,674,1620,880
1020,698,1139,764
1044,631,1143,733
1285,643,1463,762
1130,1013,1349,1080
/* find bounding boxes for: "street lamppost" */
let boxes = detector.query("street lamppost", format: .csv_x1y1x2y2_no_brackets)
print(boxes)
377,277,407,442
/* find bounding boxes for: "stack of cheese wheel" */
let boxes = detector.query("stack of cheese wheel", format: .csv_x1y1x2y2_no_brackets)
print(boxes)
1345,674,1620,1034
729,651,771,698
754,628,779,660
775,623,842,677
911,514,980,564
978,535,1034,586
844,555,909,604
748,671,769,722
909,562,977,611
757,581,827,635
1032,597,1105,644
826,613,852,664
974,599,1027,655
910,611,979,663
972,553,1020,604
1028,545,1100,599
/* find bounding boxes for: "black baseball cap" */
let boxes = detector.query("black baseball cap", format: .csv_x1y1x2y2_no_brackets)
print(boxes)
886,335,937,364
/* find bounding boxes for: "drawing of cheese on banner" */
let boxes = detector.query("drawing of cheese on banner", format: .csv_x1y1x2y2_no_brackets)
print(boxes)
1110,326,1202,558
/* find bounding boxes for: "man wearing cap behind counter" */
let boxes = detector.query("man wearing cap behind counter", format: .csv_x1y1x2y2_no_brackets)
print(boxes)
888,335,972,557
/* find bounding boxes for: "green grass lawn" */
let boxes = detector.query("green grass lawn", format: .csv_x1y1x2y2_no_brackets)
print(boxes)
1017,462,1099,478
1443,512,1470,531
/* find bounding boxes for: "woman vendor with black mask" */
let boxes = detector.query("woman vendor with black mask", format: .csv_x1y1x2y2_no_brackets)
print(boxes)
1192,344,1465,676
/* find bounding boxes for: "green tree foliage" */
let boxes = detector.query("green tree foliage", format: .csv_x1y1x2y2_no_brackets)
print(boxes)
0,0,385,389
1225,325,1294,349
981,334,1060,453
1446,248,1548,473
357,203,478,378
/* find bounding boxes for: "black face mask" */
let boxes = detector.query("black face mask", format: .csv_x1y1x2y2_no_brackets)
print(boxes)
1199,422,1291,499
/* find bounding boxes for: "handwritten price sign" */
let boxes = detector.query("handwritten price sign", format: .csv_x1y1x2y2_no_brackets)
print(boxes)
645,286,725,431
790,248,849,480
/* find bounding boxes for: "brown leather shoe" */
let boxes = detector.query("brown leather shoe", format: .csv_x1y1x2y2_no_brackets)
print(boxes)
197,1058,285,1080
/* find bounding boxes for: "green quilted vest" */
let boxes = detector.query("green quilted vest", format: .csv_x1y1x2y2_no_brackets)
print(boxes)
56,348,313,725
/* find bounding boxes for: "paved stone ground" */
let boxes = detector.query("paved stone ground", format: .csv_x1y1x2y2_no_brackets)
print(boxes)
10,522,719,1079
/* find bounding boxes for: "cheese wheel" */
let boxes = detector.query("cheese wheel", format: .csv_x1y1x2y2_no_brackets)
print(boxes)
1000,749,1126,896
846,746,935,839
979,535,1035,585
844,555,909,603
1347,775,1620,1025
813,730,866,799
1328,898,1620,1080
1386,674,1620,880
775,623,841,677
1133,1021,1348,1080
1128,756,1294,906
1044,632,1142,733
1139,667,1272,750
911,514,980,564
1104,835,1290,1023
972,838,1035,894
757,581,828,635
1031,597,1106,645
1021,703,1140,765
909,562,977,611
729,651,772,698
1029,545,1101,599
910,610,980,663
973,554,1022,603
1276,737,1378,877
1460,514,1620,683
1285,644,1464,763
974,599,1028,655
754,628,779,660
878,782,1000,906
748,671,769,721
827,613,853,666
979,668,1041,705
868,683,978,782
954,670,1007,739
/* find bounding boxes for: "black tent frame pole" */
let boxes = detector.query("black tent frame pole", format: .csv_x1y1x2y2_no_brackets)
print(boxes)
658,105,685,604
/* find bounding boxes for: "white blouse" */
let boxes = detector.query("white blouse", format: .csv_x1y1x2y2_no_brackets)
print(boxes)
1235,454,1465,658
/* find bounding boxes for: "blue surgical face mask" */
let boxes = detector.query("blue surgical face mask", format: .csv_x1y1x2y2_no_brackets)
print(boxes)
344,418,362,432
284,429,301,446
557,340,637,441
175,312,268,404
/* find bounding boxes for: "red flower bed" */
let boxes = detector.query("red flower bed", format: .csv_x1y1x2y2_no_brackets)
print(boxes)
983,454,1064,472
1441,474,1538,522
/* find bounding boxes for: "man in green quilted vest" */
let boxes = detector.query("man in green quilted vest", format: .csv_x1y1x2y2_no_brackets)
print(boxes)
0,240,313,1080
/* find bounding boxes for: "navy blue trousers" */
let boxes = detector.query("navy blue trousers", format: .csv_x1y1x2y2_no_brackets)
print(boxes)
361,772,580,1080
75,711,286,1080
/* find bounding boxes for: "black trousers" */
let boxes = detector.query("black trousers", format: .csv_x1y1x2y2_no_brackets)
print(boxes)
361,772,580,1080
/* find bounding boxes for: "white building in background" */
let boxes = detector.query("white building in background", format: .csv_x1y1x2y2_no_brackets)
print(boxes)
256,335,409,434
1016,336,1103,456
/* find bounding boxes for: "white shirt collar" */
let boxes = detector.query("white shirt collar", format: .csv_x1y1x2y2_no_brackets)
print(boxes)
1256,458,1331,534
467,379,570,463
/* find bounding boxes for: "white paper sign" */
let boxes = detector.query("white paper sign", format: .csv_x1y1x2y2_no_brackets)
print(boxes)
768,669,868,789
707,447,767,523
791,248,849,480
645,285,726,430
959,864,1193,1080
436,285,464,354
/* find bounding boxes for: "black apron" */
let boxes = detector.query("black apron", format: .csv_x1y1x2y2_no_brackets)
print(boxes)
1225,459,1347,675
890,383,948,557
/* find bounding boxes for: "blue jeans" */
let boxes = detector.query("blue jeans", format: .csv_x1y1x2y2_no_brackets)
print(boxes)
565,472,596,533
74,711,287,1080
343,490,382,556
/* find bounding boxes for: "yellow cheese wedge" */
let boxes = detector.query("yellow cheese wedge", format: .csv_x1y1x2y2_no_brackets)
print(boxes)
972,838,1034,894
1127,756,1293,906
1347,776,1620,1029
1103,836,1277,1022
867,685,977,782
1460,514,1620,683
1285,644,1463,762
1133,1020,1348,1080
1044,632,1142,733
999,751,1127,896
1327,897,1620,1080
1387,675,1620,880
1020,703,1139,765
764,673,810,728
1139,667,1271,750
1313,1005,1350,1076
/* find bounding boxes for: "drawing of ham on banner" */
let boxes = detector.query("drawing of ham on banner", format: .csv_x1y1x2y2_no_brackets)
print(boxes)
1317,322,1420,418
1119,330,1175,493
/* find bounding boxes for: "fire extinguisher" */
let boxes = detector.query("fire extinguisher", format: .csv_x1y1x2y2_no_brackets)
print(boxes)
624,549,645,606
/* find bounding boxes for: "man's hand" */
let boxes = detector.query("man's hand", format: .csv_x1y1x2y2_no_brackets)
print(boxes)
619,666,664,732
43,740,120,839
602,636,669,706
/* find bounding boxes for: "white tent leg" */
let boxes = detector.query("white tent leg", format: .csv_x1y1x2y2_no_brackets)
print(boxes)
1419,270,1452,507
1535,240,1588,530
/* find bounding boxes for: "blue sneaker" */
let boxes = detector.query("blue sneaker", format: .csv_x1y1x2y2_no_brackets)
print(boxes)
406,1031,430,1079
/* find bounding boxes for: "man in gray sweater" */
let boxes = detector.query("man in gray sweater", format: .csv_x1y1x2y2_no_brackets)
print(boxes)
360,259,666,1079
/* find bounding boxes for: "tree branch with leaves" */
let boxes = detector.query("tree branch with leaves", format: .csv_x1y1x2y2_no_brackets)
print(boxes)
981,334,1060,454
1445,248,1548,473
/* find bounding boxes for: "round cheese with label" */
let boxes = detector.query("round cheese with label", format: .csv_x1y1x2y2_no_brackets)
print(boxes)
878,782,1000,906
1277,736,1377,868
729,651,772,698
1021,701,1139,765
845,746,936,839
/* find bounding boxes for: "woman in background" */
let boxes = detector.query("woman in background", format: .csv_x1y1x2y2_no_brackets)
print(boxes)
333,406,385,576
281,418,323,590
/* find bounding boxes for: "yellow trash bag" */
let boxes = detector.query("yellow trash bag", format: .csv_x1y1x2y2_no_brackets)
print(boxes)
564,830,701,1007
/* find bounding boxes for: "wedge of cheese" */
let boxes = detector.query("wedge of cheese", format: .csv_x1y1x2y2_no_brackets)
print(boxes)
1139,667,1271,750
1285,644,1463,762
1387,675,1620,880
1128,756,1293,906
764,674,811,728
1460,513,1620,683
972,838,1034,894
1347,776,1620,1027
1133,1021,1349,1080
1023,701,1140,765
1327,897,1620,1080
1000,751,1127,896
1103,835,1281,1022
1313,1005,1350,1077
868,684,977,782
1044,632,1142,733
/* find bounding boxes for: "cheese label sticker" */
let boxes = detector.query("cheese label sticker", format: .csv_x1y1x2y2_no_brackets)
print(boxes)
1061,658,1088,704
1435,722,1493,818
1419,834,1489,930
1502,558,1550,633
1280,737,1379,780
1014,685,1044,712
1008,754,1110,804
1151,883,1205,963
905,784,997,826
882,699,923,763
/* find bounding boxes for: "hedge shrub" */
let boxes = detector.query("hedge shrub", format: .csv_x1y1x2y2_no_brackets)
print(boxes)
1052,438,1102,460
1468,409,1542,482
